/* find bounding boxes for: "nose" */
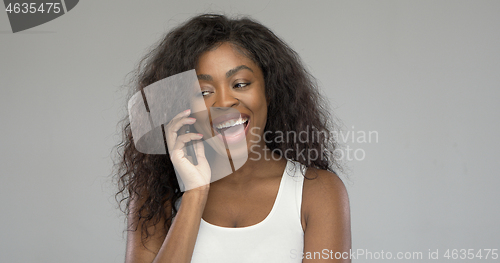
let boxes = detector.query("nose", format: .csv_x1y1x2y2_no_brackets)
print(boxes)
212,85,239,108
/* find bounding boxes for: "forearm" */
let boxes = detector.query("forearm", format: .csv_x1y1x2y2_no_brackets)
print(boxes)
152,186,209,263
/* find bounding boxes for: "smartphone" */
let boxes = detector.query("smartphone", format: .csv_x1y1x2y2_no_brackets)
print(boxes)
184,124,198,165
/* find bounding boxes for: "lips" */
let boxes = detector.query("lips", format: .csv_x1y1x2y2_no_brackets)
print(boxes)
215,116,249,130
212,112,250,144
211,112,250,135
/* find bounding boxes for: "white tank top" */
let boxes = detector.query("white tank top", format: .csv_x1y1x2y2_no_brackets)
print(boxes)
176,159,305,263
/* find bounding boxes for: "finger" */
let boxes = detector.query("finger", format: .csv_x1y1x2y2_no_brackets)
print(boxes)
165,109,192,134
164,125,178,153
171,109,191,123
165,115,195,151
169,116,196,134
165,110,188,138
165,118,196,149
172,133,203,152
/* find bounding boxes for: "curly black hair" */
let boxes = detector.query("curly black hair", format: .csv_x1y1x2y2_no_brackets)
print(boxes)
114,13,344,244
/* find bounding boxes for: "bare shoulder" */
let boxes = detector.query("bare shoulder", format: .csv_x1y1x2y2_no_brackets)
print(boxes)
303,168,349,205
302,168,350,225
301,167,351,260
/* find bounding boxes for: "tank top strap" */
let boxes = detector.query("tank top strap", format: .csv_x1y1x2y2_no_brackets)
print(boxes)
268,159,305,230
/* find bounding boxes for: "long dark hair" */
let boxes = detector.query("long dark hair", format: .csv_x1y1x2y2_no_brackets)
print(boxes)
114,13,343,242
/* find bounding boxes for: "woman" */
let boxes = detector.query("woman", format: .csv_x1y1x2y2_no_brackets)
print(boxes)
116,14,351,262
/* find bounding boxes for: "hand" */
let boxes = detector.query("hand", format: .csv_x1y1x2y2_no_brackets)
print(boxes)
164,109,211,192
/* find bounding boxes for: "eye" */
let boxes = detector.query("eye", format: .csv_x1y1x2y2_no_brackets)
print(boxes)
200,90,211,97
234,82,250,89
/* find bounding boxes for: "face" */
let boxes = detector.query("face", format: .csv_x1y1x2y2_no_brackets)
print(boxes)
191,42,268,160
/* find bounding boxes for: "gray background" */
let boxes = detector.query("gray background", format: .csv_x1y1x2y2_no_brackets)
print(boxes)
1,1,499,262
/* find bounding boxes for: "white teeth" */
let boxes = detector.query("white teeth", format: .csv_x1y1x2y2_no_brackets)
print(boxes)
216,117,248,130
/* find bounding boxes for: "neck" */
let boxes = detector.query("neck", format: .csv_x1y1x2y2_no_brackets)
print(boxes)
216,145,286,184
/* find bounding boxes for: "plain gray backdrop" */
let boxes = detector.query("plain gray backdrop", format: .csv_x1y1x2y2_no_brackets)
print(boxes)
1,1,499,262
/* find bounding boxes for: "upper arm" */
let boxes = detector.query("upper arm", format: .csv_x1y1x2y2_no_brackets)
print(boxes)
302,169,351,262
125,195,172,263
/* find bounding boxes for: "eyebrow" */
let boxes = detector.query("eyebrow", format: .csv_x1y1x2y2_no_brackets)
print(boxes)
197,65,253,81
226,65,253,78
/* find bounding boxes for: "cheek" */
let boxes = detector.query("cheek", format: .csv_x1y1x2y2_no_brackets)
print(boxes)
249,98,268,127
190,95,208,113
257,101,267,117
192,122,203,133
251,91,268,120
256,93,268,115
191,112,211,134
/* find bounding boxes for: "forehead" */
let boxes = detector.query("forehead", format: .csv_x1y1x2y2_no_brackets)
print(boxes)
196,43,259,73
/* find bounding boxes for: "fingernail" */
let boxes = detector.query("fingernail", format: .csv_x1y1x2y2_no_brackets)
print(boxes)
184,109,191,114
197,133,204,137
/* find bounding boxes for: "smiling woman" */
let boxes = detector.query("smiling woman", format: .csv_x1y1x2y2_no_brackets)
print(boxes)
193,43,268,162
115,14,351,263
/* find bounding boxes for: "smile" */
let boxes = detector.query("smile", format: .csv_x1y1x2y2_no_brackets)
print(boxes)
215,116,249,132
211,112,250,144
